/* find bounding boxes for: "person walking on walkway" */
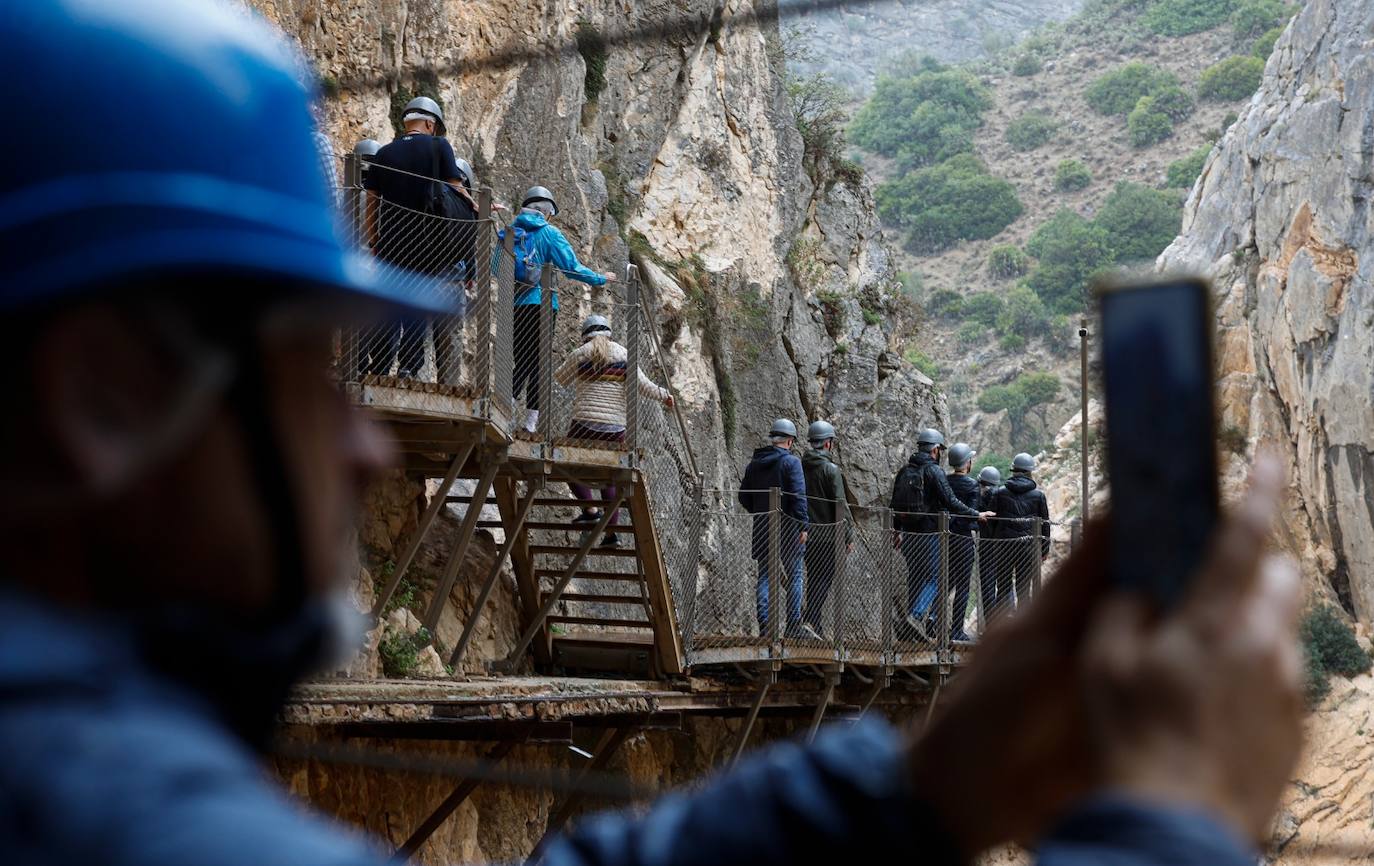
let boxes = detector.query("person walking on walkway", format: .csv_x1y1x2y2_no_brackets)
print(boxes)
555,315,673,548
739,420,808,637
989,452,1052,618
508,186,616,433
890,428,991,642
976,464,1005,622
944,443,981,642
800,420,851,640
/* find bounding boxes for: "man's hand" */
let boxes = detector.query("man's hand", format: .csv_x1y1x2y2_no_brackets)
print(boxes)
798,530,808,546
603,271,618,283
978,510,995,521
1080,457,1300,843
906,456,1299,857
663,394,675,408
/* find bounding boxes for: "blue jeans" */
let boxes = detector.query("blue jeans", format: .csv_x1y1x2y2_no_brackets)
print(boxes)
756,548,804,634
901,533,941,619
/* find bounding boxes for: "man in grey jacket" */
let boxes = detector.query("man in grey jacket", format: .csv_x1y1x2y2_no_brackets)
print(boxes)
800,421,853,639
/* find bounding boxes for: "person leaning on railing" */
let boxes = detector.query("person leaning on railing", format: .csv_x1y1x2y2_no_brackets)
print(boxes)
506,187,618,433
987,452,1053,621
555,315,673,549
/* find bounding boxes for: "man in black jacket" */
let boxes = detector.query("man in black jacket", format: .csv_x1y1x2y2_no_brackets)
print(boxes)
739,419,809,638
989,452,1052,619
944,443,981,642
800,420,851,640
976,465,1005,622
890,429,991,642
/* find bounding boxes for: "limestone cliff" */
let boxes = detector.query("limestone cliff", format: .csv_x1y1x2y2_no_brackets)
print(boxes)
244,0,941,505
1157,0,1374,624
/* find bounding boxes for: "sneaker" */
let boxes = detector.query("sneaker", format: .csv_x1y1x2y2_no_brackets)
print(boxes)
796,623,823,641
903,614,930,642
523,408,540,434
572,510,602,525
599,532,620,548
951,629,973,644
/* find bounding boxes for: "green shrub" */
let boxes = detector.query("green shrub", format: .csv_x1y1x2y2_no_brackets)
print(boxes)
1127,96,1175,147
957,320,985,345
1054,159,1093,192
576,20,608,102
1199,56,1265,101
988,244,1031,278
996,284,1050,338
963,292,1004,327
788,71,851,167
1150,84,1196,123
1005,111,1060,152
1252,25,1284,59
1025,209,1114,313
977,372,1061,440
1303,605,1372,679
1142,0,1235,37
1220,111,1240,134
898,270,924,299
904,347,942,379
927,287,965,317
875,154,1024,253
1166,145,1213,188
1095,182,1183,262
851,65,993,168
1012,53,1043,76
1305,648,1332,705
1231,0,1289,41
380,626,433,678
862,307,882,326
1085,62,1180,116
999,333,1027,352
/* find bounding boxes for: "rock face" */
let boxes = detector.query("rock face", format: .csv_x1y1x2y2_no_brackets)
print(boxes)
1157,0,1374,623
244,0,941,506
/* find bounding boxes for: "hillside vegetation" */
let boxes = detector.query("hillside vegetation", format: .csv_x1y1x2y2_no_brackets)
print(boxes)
849,0,1295,451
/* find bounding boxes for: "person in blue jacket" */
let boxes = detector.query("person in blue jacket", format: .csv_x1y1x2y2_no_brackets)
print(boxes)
507,186,617,433
738,419,810,637
0,4,1307,866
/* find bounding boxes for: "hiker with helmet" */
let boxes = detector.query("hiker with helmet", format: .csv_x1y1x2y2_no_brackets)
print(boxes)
988,452,1052,618
738,420,809,637
800,420,852,640
502,186,617,433
944,443,982,642
555,315,674,548
889,429,993,642
976,465,1005,621
361,96,477,379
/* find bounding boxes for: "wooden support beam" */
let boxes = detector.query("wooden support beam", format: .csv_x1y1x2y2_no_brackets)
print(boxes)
392,737,523,862
624,476,684,676
855,671,890,721
806,675,838,743
372,444,474,619
449,481,541,670
496,476,550,666
498,490,627,668
334,720,573,743
727,677,772,768
530,727,632,863
420,457,502,637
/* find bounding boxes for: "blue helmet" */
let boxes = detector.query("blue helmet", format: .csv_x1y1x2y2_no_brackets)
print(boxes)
0,0,447,314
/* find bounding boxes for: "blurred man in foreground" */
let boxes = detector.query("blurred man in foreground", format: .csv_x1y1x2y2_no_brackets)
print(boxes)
0,3,1303,866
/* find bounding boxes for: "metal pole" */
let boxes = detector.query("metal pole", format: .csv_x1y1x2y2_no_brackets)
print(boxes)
881,509,894,665
1079,317,1090,523
937,512,951,654
1032,516,1044,597
475,187,493,406
832,511,845,659
341,153,363,379
624,267,640,460
728,678,772,768
539,263,556,442
768,486,782,648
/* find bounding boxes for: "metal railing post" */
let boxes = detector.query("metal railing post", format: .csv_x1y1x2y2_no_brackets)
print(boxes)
768,486,782,648
833,509,846,660
881,509,894,665
539,263,555,443
340,153,363,380
938,512,951,655
682,476,705,664
1032,516,1044,596
973,525,985,636
495,228,516,424
624,266,640,461
475,187,493,412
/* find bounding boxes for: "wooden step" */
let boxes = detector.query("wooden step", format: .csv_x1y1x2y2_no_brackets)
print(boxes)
534,568,645,583
541,591,648,605
552,629,656,646
445,495,497,504
477,520,636,533
529,544,638,558
547,615,653,629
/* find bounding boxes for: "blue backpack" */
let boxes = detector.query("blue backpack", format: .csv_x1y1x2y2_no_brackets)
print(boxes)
498,224,543,285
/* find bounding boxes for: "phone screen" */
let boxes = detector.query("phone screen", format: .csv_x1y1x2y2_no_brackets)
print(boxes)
1099,278,1220,607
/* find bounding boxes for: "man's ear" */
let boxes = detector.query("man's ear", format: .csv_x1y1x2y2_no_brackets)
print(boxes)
32,307,180,495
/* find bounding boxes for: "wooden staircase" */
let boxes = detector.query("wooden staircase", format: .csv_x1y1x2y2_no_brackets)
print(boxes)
491,468,683,677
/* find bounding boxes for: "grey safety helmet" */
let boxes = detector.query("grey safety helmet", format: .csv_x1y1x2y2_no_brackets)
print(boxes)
769,418,798,439
581,314,612,338
916,427,945,452
1012,452,1036,473
808,420,836,445
453,156,474,190
521,185,559,216
978,466,1002,486
353,138,382,160
947,442,976,470
402,95,446,136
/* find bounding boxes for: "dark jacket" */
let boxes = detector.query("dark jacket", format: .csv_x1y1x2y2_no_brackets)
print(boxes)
893,451,981,533
946,471,982,535
801,448,852,543
978,483,1003,513
1,588,1255,866
990,473,1052,555
739,445,808,561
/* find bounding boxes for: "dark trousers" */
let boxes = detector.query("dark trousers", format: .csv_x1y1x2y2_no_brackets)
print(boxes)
948,532,975,637
358,316,425,377
994,536,1039,615
567,422,625,527
977,537,1000,626
513,304,553,411
802,524,839,631
899,532,940,622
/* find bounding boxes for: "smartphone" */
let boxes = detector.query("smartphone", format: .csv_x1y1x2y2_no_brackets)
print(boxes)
1097,277,1220,607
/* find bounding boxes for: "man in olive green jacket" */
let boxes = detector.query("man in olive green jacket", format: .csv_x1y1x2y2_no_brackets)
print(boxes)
800,421,853,639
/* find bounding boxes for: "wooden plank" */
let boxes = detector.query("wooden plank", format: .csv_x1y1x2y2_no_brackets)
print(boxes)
531,728,632,863
547,615,653,629
529,544,639,559
485,521,637,534
393,737,524,862
625,479,684,676
534,569,645,583
541,592,648,605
